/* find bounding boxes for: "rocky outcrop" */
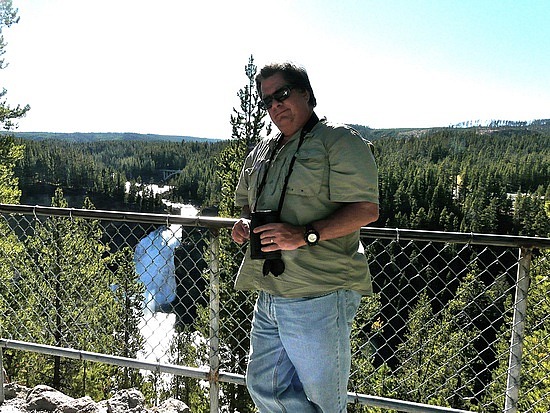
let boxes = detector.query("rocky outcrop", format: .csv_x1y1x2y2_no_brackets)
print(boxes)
0,384,190,413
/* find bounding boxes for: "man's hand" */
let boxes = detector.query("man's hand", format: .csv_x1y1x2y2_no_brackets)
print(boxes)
232,218,251,244
253,222,306,252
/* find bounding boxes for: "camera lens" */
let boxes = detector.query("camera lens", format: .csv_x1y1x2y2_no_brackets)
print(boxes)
263,258,285,277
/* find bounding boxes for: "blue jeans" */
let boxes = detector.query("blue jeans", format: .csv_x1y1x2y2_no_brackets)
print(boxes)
246,289,362,413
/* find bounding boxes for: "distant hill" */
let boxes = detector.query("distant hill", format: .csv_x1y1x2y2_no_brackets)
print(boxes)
4,118,549,143
1,131,222,143
452,118,549,129
351,118,550,140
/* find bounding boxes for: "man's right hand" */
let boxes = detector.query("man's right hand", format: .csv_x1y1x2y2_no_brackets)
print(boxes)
232,218,251,244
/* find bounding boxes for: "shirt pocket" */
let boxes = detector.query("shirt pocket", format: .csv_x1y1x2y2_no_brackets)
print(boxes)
288,148,326,196
246,158,270,205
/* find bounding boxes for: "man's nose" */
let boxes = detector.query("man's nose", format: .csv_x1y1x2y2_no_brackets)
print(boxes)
271,98,283,108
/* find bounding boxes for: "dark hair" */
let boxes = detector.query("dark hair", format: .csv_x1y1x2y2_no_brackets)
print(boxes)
255,62,317,108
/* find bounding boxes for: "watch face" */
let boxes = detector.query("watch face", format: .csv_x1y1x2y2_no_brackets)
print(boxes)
307,233,318,243
304,224,319,246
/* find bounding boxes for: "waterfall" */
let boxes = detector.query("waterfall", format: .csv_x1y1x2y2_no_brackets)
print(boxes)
133,198,199,363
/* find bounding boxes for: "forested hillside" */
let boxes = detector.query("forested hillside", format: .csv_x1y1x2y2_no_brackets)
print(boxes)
12,125,549,237
5,131,219,143
375,127,549,236
14,138,226,211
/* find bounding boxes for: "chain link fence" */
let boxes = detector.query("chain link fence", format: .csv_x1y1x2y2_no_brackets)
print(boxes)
0,204,549,413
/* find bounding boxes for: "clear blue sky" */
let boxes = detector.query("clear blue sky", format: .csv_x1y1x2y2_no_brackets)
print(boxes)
3,0,549,139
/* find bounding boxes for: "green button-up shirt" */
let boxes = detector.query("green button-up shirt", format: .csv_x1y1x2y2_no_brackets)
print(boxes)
234,118,379,298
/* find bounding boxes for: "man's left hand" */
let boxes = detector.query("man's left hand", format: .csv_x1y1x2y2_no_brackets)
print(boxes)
253,223,305,252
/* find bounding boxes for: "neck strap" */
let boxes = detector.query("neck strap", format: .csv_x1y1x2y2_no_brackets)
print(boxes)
254,112,319,213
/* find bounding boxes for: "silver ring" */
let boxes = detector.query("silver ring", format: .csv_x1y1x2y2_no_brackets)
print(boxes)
271,238,274,244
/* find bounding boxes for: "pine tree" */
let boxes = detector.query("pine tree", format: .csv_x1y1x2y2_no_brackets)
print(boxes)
199,54,269,412
0,0,30,130
164,326,209,412
0,0,26,205
216,54,270,217
0,134,25,336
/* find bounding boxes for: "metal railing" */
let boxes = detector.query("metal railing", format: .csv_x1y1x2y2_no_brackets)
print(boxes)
1,203,549,413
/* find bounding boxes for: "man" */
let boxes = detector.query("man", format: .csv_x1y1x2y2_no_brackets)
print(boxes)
231,62,379,412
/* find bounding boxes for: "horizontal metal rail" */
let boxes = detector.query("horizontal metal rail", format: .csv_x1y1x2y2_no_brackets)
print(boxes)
0,338,244,384
360,226,550,248
1,203,549,248
348,393,476,413
0,203,235,229
0,339,474,413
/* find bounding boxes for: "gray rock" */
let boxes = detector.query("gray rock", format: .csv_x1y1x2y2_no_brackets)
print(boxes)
105,389,147,412
3,383,30,401
25,385,74,411
1,385,190,413
57,396,98,413
153,398,190,413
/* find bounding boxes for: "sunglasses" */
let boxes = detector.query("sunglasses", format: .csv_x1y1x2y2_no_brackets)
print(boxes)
258,85,293,110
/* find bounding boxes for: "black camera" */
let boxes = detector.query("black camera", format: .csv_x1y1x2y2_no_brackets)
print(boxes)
249,210,285,277
250,210,281,260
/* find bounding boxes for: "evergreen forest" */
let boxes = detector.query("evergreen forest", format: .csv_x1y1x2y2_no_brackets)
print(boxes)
12,138,226,212
8,121,550,238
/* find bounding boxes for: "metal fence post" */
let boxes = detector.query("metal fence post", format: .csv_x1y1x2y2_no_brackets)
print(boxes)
0,347,4,404
504,247,532,413
208,229,220,413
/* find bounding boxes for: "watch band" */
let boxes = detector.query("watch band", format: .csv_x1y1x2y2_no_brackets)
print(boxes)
304,223,320,246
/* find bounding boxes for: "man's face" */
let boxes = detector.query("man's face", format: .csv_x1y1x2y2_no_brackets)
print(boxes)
260,73,312,138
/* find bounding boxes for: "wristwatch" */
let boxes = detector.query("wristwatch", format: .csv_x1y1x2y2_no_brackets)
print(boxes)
304,223,320,246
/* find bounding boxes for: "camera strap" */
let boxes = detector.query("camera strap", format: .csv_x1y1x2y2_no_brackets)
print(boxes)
254,112,319,213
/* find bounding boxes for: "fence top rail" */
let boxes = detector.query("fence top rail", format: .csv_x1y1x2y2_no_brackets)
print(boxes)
1,203,549,249
360,226,550,249
0,202,235,229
